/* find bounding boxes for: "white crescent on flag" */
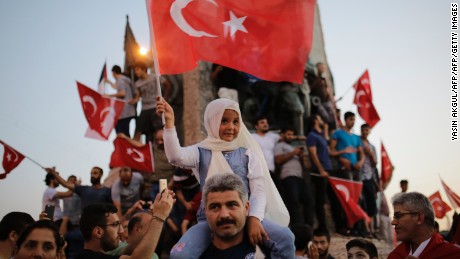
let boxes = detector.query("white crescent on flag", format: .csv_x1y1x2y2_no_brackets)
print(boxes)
82,95,97,117
355,90,370,108
127,148,145,163
170,0,218,37
336,184,350,202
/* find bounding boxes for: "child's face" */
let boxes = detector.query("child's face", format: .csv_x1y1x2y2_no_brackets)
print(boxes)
219,109,240,142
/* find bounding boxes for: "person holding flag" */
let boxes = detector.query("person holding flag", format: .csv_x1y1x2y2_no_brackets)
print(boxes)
156,97,294,259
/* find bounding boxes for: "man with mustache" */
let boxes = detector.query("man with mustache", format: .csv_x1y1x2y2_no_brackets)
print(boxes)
199,173,272,258
46,166,112,211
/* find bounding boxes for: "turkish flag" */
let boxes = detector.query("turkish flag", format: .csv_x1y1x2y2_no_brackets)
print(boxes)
429,191,452,219
0,140,25,180
147,0,316,83
77,81,125,140
109,137,154,173
353,70,372,102
380,142,394,186
353,76,380,128
440,178,460,209
328,177,370,227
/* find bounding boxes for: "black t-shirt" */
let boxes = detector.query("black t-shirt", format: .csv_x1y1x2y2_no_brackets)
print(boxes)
76,249,120,259
200,235,257,259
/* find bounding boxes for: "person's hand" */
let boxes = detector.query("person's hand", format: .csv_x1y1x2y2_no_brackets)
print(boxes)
307,242,319,259
342,146,357,154
247,216,269,246
354,160,364,171
39,211,52,221
184,201,193,211
45,167,57,175
293,147,303,156
319,169,329,177
156,96,175,128
152,189,175,220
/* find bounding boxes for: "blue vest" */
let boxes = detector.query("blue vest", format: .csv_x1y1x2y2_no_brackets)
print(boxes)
196,147,250,220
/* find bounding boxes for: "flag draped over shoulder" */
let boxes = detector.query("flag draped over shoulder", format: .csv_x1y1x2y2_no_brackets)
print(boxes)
0,140,25,179
353,70,380,127
380,142,393,186
328,177,370,227
98,62,107,94
440,178,460,209
147,0,316,83
76,81,125,140
110,137,154,173
429,191,452,219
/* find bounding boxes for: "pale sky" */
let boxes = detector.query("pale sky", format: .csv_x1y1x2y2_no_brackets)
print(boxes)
0,1,459,230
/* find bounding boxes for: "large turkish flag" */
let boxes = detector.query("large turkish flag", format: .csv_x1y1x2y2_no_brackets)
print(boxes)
353,74,380,128
147,0,316,83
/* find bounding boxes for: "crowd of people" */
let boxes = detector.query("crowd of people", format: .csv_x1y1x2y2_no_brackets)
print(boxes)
2,62,460,258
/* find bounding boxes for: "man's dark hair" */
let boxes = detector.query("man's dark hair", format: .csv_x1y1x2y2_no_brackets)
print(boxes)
313,228,331,242
16,220,63,252
346,238,378,258
400,179,408,185
290,224,313,251
344,111,355,120
0,212,34,241
308,114,321,130
280,125,296,134
253,116,268,126
361,123,371,130
111,65,122,74
79,204,118,241
44,173,56,185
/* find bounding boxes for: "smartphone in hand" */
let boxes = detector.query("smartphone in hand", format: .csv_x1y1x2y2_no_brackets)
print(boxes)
44,204,55,220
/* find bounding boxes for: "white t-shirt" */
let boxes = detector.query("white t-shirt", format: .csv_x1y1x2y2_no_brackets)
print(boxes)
251,132,279,172
42,187,63,221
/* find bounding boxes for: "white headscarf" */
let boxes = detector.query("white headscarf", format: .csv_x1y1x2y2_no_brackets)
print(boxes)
197,98,290,226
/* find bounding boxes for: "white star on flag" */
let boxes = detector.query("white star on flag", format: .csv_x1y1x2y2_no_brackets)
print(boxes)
127,148,133,155
223,11,247,38
6,153,11,161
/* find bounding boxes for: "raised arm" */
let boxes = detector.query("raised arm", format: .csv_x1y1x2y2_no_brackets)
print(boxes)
120,190,174,259
45,168,75,191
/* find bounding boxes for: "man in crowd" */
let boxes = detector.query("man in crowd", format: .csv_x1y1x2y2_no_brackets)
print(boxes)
400,179,409,193
275,126,313,226
312,228,335,259
43,172,73,221
111,167,144,220
105,65,136,137
0,212,34,259
77,190,174,258
199,173,280,258
306,114,332,230
388,192,460,258
251,116,279,175
46,166,112,211
62,175,82,226
359,123,378,237
132,62,170,143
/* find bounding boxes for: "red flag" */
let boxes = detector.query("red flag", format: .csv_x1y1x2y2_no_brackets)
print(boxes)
380,142,394,186
353,74,380,127
440,178,460,209
76,81,125,140
0,140,25,179
110,137,154,173
429,191,452,219
353,70,372,102
98,62,107,94
328,177,370,227
147,0,316,83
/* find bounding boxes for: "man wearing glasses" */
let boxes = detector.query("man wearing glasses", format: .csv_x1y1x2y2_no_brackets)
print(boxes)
76,190,174,259
388,192,460,259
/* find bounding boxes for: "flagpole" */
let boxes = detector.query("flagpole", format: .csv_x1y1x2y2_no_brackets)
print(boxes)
335,84,354,103
145,0,165,126
25,156,45,169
